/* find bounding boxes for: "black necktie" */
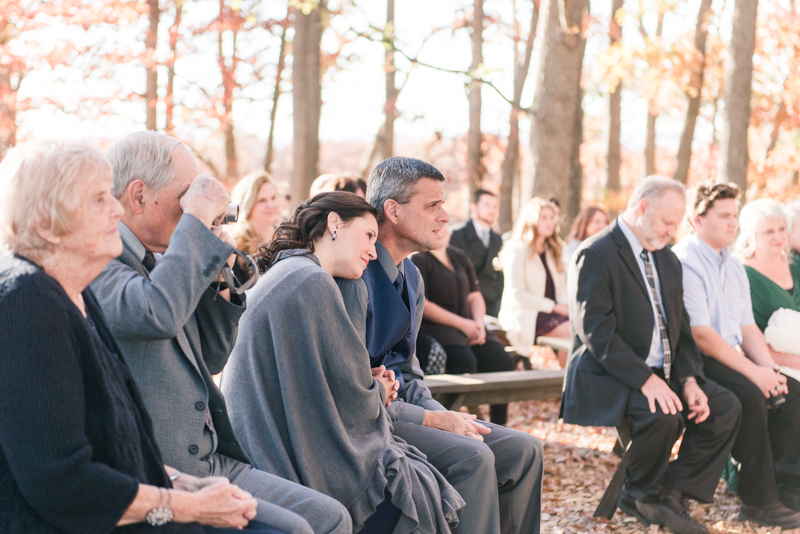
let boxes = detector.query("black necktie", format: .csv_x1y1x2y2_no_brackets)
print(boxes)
142,250,157,272
640,250,671,381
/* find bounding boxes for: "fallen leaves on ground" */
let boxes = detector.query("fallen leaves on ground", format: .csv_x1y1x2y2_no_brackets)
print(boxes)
494,347,800,533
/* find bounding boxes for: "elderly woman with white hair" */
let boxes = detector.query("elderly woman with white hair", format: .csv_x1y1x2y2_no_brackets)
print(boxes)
0,141,283,534
784,200,800,262
735,198,800,368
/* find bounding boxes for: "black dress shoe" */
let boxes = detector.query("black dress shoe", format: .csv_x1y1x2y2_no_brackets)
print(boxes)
636,495,708,534
779,487,800,511
617,491,651,526
739,502,800,528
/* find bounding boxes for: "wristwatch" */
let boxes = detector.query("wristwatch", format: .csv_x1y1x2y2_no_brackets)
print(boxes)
681,376,697,385
146,488,174,526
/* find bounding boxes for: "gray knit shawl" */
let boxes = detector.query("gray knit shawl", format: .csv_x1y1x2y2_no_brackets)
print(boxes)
222,251,464,533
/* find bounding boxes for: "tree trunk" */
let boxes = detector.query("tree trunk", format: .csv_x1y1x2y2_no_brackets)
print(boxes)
606,0,623,192
265,22,288,172
218,8,238,183
467,0,484,191
499,0,538,233
165,0,182,134
291,0,326,203
527,0,589,228
0,71,17,158
383,0,396,160
643,12,664,177
567,86,584,230
673,0,713,184
145,0,160,131
718,0,758,189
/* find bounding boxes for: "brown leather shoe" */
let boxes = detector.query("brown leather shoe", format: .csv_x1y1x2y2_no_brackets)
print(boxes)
739,502,800,529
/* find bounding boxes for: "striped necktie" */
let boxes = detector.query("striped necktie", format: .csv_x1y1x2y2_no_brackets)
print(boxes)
640,250,671,381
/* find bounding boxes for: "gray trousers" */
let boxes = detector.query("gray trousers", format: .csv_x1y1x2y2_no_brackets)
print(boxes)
393,421,543,534
205,453,351,534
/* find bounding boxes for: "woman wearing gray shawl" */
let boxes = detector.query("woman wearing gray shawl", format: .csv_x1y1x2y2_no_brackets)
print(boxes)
221,192,464,534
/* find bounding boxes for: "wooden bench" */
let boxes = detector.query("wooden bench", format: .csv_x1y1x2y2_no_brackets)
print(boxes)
423,369,565,411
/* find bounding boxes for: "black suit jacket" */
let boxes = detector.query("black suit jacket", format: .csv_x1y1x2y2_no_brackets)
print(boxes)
561,220,706,428
450,220,504,309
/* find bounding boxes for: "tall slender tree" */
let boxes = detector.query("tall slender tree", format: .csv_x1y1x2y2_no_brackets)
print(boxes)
467,0,485,191
292,0,326,203
145,0,160,131
499,0,538,233
265,18,288,171
383,0,396,160
642,9,665,177
606,0,623,192
673,0,713,183
718,0,758,189
527,0,589,225
165,0,183,135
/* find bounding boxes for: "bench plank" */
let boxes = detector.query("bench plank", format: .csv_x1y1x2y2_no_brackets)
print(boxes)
535,336,571,353
423,369,565,410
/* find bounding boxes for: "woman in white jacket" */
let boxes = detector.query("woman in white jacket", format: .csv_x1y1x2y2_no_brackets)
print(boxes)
499,198,569,367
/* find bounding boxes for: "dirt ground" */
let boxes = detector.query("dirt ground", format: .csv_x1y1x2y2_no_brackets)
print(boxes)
494,348,799,534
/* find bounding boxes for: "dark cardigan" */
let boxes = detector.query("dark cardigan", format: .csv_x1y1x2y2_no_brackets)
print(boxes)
0,255,204,534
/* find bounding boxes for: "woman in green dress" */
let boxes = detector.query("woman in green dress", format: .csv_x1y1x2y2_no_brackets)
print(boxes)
734,198,800,367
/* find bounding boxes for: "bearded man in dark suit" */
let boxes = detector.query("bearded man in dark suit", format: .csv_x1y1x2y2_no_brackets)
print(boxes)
450,189,504,317
562,176,741,534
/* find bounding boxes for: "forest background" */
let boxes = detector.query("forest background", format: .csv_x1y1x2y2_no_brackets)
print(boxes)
1,0,798,230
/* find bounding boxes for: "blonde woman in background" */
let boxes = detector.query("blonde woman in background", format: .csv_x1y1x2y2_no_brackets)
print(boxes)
499,197,570,368
229,172,282,280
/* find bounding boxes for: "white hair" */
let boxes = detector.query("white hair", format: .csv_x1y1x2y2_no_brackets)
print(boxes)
785,200,800,231
0,140,111,261
627,175,686,210
107,131,183,198
733,198,790,260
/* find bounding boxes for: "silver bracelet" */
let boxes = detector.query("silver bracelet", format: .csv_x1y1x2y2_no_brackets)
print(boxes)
145,487,174,527
169,471,183,482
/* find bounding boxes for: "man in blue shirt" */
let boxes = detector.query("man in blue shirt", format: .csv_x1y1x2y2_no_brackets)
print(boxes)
673,181,800,528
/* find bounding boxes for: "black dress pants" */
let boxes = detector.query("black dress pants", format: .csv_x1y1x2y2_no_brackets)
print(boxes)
444,340,516,425
623,373,741,504
703,356,800,506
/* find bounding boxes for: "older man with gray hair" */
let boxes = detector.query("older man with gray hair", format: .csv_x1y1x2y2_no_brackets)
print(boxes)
336,156,544,534
90,131,350,534
562,176,741,534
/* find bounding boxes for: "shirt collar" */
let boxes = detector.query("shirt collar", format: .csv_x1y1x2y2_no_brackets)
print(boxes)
375,240,402,281
472,218,490,235
617,216,645,259
118,221,147,262
685,233,730,267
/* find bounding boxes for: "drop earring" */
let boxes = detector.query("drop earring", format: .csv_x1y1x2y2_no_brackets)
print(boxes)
332,230,337,241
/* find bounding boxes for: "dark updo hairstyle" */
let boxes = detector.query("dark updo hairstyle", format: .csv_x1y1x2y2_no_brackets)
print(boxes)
254,191,378,273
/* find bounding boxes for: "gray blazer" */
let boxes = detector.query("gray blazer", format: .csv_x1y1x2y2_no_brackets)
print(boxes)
90,215,249,474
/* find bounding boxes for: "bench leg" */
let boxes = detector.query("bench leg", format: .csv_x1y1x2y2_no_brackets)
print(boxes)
594,422,633,520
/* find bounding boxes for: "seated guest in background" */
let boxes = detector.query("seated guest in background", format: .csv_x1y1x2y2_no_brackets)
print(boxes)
229,171,282,280
222,192,465,534
90,131,350,534
785,200,800,261
450,188,505,317
415,330,448,375
336,156,544,534
0,141,284,533
499,197,570,368
735,199,800,368
412,224,516,425
563,206,610,264
563,176,741,534
674,184,800,527
329,174,367,198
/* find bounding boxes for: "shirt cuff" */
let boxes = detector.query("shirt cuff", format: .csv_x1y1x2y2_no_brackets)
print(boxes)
386,400,427,425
